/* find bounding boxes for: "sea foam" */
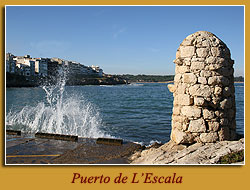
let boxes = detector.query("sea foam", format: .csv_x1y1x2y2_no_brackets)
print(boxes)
6,67,110,138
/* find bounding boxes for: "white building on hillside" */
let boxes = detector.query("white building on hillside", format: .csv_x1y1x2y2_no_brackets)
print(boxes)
16,64,31,76
14,57,35,76
91,65,103,77
33,58,48,77
6,53,16,73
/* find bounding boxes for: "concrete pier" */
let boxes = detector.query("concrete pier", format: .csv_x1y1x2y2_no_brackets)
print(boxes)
6,134,141,164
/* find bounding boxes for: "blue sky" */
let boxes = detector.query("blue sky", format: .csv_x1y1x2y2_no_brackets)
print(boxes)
6,6,244,76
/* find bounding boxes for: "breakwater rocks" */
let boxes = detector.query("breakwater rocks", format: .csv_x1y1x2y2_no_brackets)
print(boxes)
168,31,236,144
130,138,244,164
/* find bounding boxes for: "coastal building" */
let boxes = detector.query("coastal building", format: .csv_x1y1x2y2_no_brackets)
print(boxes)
16,63,31,76
51,57,65,65
6,53,104,78
14,56,35,76
80,65,91,75
47,59,61,76
67,61,83,75
91,65,103,77
6,53,16,73
33,58,48,77
64,61,101,76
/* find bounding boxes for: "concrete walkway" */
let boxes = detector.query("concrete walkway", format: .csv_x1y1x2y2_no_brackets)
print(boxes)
6,134,141,164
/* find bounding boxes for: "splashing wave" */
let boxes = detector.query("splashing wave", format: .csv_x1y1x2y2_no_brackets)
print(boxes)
6,68,110,138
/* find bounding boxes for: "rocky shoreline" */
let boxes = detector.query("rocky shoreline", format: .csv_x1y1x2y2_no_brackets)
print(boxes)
129,138,244,164
6,73,128,87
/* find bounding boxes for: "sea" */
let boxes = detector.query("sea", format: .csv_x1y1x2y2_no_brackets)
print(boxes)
6,81,244,145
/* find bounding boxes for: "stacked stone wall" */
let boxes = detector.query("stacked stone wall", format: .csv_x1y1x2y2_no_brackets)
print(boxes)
168,31,236,144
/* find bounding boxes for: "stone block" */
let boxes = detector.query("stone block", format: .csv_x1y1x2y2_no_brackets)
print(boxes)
176,65,190,74
198,77,207,84
220,98,232,109
177,94,193,106
208,76,217,85
176,83,187,94
206,56,216,64
174,73,182,83
176,49,181,59
196,47,209,58
218,127,230,141
181,38,194,46
182,73,197,84
191,62,205,71
172,115,186,123
168,84,176,93
208,121,220,132
188,118,206,133
183,58,191,66
191,57,205,62
216,57,226,64
211,47,222,57
181,106,201,118
203,109,215,119
202,40,210,47
172,121,182,130
171,128,194,144
210,36,220,47
214,86,222,95
194,97,205,106
189,84,211,97
173,106,181,115
182,123,188,131
208,76,229,86
179,46,195,58
173,58,182,65
188,84,199,95
200,132,218,143
208,64,224,71
200,70,212,77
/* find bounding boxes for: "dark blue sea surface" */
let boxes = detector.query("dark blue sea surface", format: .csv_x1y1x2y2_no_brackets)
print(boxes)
6,83,244,145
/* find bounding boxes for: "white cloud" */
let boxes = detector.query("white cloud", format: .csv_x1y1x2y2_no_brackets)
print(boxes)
113,27,126,39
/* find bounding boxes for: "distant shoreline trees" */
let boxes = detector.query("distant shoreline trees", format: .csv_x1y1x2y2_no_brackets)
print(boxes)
116,74,244,83
115,74,175,83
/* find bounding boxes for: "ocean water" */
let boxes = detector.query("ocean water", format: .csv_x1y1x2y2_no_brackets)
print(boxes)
6,82,244,145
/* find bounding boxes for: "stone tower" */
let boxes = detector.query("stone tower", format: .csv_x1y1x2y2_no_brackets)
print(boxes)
168,31,236,144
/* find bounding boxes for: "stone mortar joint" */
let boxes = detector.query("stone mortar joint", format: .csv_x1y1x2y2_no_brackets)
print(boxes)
168,31,236,144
